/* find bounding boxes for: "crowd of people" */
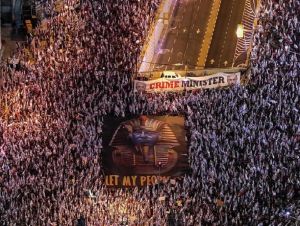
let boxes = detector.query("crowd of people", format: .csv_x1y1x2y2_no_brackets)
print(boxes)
0,0,160,225
0,0,299,225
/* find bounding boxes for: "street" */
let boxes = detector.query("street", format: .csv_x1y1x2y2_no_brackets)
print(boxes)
205,0,247,68
152,0,213,71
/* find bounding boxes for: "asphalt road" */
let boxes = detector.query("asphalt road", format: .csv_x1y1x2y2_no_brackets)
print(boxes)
152,0,213,71
205,0,247,68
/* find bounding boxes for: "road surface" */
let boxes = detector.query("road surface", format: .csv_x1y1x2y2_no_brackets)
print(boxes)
205,0,247,68
152,0,213,71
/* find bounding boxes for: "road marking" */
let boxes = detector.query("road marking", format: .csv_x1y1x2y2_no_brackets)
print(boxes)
217,0,236,67
197,0,222,68
139,0,178,72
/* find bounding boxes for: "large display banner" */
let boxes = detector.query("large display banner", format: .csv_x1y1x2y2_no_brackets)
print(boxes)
134,72,240,92
102,115,188,187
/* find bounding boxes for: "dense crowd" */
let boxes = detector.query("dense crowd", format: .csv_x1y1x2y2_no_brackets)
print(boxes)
0,0,299,225
0,0,160,225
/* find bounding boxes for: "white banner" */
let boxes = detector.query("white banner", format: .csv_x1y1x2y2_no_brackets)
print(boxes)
134,72,240,92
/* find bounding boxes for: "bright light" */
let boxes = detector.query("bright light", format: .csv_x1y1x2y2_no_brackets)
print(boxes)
236,24,244,38
173,63,183,66
284,211,291,217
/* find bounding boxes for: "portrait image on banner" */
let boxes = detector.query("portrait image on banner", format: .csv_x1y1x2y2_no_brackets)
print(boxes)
102,115,188,187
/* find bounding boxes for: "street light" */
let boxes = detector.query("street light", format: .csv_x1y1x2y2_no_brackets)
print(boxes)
236,23,253,38
236,24,244,38
235,23,253,67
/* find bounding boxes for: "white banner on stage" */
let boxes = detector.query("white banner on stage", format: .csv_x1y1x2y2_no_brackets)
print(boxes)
134,72,240,93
